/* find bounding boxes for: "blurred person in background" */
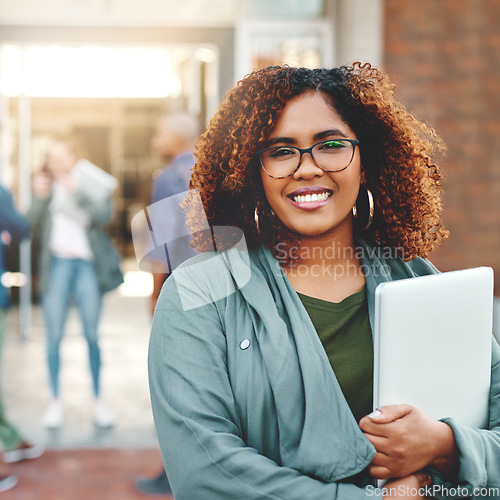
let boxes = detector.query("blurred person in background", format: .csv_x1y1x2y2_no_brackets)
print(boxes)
28,134,123,430
0,185,44,493
135,112,199,496
148,111,200,316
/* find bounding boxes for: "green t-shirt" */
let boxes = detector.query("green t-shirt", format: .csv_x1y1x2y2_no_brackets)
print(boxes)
297,285,374,423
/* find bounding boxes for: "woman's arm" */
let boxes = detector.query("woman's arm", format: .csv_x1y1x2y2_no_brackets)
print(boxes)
27,171,52,231
360,337,500,492
26,195,50,231
149,276,372,500
438,337,500,488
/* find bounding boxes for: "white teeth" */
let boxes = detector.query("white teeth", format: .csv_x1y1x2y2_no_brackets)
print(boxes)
293,192,331,203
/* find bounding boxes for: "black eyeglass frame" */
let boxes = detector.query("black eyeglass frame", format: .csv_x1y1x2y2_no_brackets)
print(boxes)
255,139,360,179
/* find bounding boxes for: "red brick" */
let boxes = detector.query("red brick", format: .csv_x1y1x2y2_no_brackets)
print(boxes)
384,0,500,289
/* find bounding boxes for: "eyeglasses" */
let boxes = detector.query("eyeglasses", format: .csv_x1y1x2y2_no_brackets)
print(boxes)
256,139,360,179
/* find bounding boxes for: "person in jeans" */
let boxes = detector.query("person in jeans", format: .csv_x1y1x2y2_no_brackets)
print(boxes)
28,134,122,429
0,185,44,493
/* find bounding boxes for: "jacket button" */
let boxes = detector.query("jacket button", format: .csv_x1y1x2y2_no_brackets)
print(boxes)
239,339,250,350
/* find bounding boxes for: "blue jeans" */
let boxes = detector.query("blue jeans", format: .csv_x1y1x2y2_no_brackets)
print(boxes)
42,256,102,398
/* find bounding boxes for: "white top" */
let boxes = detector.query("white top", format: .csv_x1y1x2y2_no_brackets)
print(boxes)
49,179,93,260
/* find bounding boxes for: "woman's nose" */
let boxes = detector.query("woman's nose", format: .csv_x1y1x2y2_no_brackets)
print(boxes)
292,152,324,180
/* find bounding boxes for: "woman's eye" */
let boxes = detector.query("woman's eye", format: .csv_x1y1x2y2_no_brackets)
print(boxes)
319,140,346,150
269,147,296,158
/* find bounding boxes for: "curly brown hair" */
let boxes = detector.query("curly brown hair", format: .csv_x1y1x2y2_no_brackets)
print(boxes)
186,62,449,262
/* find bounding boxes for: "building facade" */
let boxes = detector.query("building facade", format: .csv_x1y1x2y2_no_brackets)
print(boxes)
0,0,498,289
384,0,500,288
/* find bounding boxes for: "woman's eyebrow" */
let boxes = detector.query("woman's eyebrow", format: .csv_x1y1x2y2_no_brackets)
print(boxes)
266,136,296,146
313,129,348,141
266,129,349,147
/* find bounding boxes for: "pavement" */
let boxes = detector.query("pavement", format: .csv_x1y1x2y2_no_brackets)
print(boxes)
1,449,169,500
1,259,173,498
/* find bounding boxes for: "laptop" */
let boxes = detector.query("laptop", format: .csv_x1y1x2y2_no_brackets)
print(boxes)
373,266,494,429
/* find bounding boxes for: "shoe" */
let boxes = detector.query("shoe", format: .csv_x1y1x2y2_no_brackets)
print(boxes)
93,400,115,428
3,441,45,463
0,475,17,492
42,400,64,429
135,470,172,495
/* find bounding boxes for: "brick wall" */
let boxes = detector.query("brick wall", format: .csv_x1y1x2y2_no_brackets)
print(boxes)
384,0,500,292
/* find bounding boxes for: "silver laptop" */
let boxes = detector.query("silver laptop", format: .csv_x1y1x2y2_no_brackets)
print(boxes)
373,266,494,428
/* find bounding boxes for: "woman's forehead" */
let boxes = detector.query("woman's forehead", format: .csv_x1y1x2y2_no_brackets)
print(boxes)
268,91,352,139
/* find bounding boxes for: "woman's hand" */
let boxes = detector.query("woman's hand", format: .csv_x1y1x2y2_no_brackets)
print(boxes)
382,473,432,499
359,404,459,479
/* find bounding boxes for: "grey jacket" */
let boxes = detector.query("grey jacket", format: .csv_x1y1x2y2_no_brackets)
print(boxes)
28,188,123,295
149,238,500,500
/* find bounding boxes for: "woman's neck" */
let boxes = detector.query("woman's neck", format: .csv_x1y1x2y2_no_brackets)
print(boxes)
297,225,356,266
282,224,365,302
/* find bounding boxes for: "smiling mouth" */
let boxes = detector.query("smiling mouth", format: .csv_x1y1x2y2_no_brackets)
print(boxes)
291,192,332,203
288,188,333,204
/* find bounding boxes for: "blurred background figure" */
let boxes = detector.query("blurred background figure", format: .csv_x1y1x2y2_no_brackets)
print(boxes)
28,134,123,430
135,112,199,496
0,184,44,493
147,111,200,314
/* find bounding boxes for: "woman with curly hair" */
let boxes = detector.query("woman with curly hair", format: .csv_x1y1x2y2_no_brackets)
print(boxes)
148,63,500,499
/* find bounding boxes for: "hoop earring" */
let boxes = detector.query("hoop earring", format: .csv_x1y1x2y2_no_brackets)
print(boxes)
352,187,374,231
254,207,260,232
